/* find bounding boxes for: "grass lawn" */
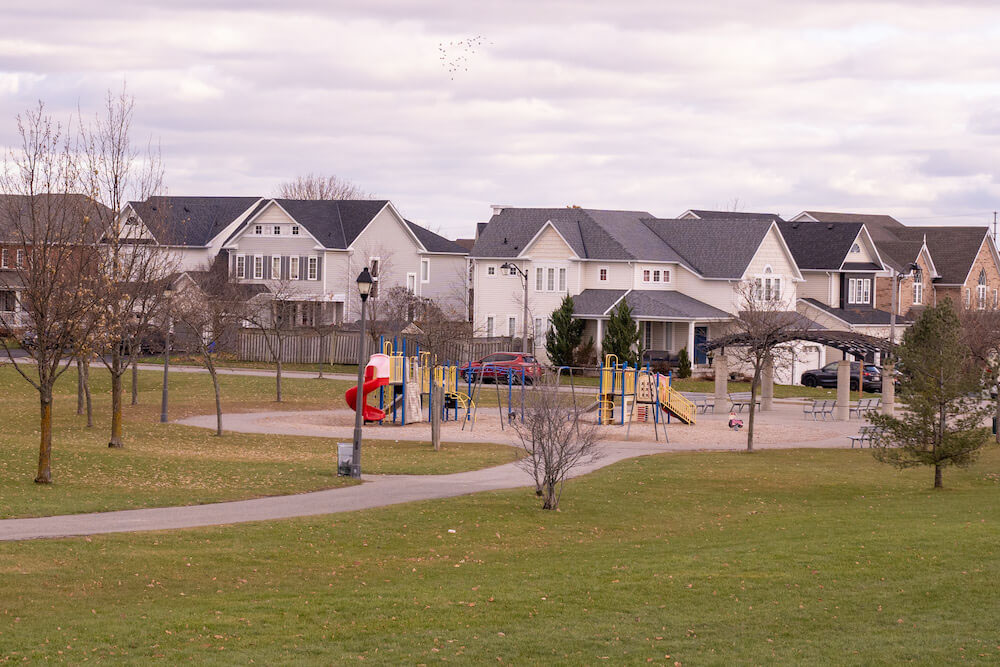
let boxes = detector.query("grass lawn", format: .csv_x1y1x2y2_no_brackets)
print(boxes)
1,447,999,662
0,365,518,519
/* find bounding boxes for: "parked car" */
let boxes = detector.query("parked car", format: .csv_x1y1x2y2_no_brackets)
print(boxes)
800,361,883,391
460,352,543,384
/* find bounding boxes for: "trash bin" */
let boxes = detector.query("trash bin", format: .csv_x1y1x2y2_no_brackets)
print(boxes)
337,443,353,477
993,418,997,435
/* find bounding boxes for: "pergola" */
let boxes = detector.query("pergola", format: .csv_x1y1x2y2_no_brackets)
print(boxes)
704,329,896,420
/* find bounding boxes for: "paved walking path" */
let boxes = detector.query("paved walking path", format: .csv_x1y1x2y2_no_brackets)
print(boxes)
0,405,858,542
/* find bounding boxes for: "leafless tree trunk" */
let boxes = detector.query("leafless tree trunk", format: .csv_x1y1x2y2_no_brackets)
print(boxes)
131,350,139,405
958,307,1000,444
0,104,100,482
512,377,601,510
243,282,298,403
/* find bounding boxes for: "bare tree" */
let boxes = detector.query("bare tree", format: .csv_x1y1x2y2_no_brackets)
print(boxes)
959,306,1000,444
79,87,174,448
171,271,246,436
242,279,298,402
0,104,100,483
724,280,808,453
276,173,372,200
512,377,601,510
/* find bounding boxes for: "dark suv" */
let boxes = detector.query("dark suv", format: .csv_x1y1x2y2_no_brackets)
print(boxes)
800,361,882,391
461,352,543,384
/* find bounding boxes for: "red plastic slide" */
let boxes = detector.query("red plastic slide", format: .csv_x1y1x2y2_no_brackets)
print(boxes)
345,365,390,421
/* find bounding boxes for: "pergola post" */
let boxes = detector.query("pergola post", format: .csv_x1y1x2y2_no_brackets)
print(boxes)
596,318,604,358
836,359,851,421
761,353,774,411
881,360,895,416
714,351,728,407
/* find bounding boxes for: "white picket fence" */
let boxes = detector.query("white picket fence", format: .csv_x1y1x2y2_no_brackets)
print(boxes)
238,329,517,365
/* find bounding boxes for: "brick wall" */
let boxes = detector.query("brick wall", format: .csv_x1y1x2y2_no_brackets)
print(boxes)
875,253,934,315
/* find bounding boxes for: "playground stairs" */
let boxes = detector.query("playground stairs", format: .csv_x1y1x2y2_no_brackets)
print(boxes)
657,378,696,425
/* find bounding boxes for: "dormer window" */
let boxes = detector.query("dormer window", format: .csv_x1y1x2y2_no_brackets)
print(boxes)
126,215,138,226
273,225,281,235
254,224,263,235
850,243,860,253
754,265,782,301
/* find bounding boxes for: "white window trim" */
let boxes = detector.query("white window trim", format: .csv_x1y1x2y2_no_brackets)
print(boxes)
272,256,281,280
290,256,299,280
420,258,430,283
486,265,497,277
273,225,282,235
253,255,264,280
598,266,609,282
15,250,23,268
308,256,319,281
507,315,517,337
754,266,783,302
485,314,496,338
406,272,417,293
534,265,568,293
913,280,923,305
291,225,300,235
254,224,263,235
1,248,8,269
235,255,246,279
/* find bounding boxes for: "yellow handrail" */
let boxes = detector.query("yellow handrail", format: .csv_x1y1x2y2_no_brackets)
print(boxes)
659,380,696,424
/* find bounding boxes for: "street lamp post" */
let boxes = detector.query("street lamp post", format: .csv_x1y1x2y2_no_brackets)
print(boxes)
160,289,173,424
889,262,919,351
885,262,918,416
500,262,529,354
351,267,374,479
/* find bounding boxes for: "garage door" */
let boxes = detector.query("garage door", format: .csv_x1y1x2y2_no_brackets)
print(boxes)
796,345,822,385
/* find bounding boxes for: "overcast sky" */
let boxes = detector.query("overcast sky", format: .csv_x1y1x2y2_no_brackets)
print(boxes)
2,1,999,237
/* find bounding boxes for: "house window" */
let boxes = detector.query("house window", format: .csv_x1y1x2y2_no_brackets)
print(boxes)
643,269,651,282
599,268,608,281
644,321,652,349
756,266,781,301
508,316,517,337
290,256,299,280
15,250,23,268
507,265,518,276
850,243,861,253
254,224,263,235
559,268,566,291
487,265,496,277
308,257,318,280
653,270,661,283
966,288,971,308
369,258,380,278
291,225,300,235
0,290,15,312
978,269,987,309
913,276,923,305
272,226,281,235
253,255,264,279
663,270,671,282
0,249,7,268
421,258,430,283
486,315,495,337
406,273,416,293
272,256,281,280
534,317,543,338
535,267,543,290
848,278,871,305
547,268,555,291
235,255,246,278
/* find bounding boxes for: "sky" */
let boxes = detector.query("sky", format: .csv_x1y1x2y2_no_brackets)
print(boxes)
1,1,1000,238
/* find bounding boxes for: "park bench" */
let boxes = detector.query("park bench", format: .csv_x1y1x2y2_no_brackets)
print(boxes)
850,397,882,419
680,392,714,413
803,399,837,421
848,425,883,448
728,392,760,413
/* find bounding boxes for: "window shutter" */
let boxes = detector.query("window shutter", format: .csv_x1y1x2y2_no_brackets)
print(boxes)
316,255,323,281
281,256,289,280
263,255,271,279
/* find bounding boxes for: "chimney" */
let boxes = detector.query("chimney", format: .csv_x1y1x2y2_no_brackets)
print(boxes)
490,204,511,216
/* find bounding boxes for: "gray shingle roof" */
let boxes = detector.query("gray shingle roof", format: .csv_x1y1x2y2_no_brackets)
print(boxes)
801,298,909,326
684,209,783,221
912,227,990,285
641,218,775,278
777,221,865,270
572,288,731,320
841,262,882,272
130,196,261,246
404,220,468,254
0,194,111,244
797,211,904,242
273,199,388,249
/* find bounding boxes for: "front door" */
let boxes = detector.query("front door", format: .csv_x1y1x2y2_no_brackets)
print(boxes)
694,326,708,364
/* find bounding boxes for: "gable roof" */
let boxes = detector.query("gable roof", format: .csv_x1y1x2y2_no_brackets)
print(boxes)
641,218,778,279
910,227,992,285
681,209,783,221
571,288,731,320
404,220,467,254
271,199,389,249
0,194,110,244
793,211,905,243
800,298,910,326
129,196,261,246
777,221,865,271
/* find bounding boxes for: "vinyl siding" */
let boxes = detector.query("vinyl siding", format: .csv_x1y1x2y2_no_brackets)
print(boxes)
631,263,678,290
799,271,834,305
523,225,576,260
845,231,878,264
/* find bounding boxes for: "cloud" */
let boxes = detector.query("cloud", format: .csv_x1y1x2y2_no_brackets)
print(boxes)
1,1,1000,236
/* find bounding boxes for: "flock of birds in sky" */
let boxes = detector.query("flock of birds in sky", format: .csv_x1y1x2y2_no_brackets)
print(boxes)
438,35,490,79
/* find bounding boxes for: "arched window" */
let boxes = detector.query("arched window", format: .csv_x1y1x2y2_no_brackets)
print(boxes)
977,269,988,309
754,265,781,302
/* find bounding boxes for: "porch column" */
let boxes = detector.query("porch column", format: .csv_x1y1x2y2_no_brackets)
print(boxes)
596,319,604,359
761,353,774,411
836,359,851,421
881,361,895,416
687,321,696,363
714,351,728,406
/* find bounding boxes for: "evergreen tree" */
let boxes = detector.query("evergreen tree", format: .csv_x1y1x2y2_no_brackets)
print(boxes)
602,300,640,366
870,300,991,488
545,295,584,367
677,347,692,378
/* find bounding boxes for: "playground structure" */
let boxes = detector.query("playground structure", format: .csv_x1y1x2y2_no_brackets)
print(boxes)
342,342,698,441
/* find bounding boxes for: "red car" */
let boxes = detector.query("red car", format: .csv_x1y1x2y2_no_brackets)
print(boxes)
461,352,543,385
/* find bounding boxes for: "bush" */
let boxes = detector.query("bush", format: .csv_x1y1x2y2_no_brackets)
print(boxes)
677,347,692,378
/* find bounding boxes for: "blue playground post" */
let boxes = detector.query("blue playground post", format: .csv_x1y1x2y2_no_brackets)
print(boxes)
620,362,626,425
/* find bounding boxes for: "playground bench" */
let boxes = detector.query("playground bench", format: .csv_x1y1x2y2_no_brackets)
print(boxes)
848,425,883,448
803,399,836,421
680,392,715,413
728,392,760,413
850,397,881,419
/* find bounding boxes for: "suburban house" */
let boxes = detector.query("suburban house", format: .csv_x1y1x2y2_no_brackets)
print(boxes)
468,206,805,379
121,197,468,328
790,211,1000,317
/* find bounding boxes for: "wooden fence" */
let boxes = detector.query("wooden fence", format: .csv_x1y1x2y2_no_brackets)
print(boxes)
238,329,517,365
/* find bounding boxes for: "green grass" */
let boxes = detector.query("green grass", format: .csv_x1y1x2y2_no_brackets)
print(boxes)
139,354,358,376
0,366,518,519
1,447,999,662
